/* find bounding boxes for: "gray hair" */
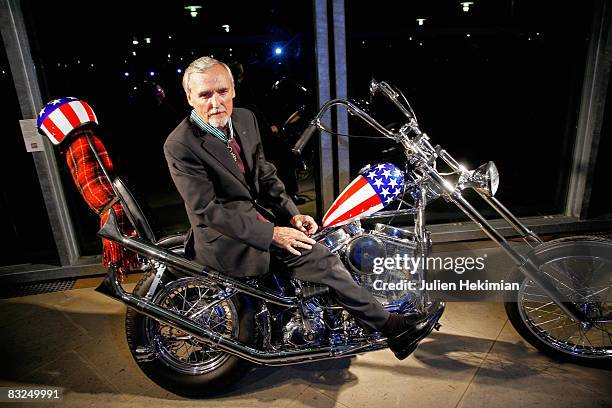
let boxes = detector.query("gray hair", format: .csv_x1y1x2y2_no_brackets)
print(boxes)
182,56,235,94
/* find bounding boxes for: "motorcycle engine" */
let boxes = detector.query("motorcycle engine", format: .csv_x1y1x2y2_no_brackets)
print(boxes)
283,299,326,346
323,222,424,307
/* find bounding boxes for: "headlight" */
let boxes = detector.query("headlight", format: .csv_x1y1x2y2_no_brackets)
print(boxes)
458,161,499,196
472,161,499,196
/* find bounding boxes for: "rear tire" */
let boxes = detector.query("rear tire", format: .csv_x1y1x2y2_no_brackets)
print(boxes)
126,266,255,397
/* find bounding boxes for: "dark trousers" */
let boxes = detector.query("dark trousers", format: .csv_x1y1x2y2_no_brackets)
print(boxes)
271,243,390,331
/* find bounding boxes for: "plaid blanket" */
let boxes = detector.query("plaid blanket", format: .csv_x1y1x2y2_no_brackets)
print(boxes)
65,129,139,278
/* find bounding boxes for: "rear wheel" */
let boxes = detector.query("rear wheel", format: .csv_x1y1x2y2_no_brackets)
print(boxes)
505,236,612,367
126,257,255,397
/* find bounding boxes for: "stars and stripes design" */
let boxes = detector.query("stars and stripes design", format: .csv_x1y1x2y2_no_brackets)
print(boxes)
322,162,405,228
37,97,98,145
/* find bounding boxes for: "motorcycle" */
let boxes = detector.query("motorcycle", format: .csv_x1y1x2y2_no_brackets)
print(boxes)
95,80,611,397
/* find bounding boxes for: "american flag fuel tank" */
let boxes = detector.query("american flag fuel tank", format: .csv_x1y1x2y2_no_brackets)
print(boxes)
322,162,405,228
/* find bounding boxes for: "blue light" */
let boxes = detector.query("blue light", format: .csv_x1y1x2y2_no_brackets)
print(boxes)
176,68,183,74
149,71,155,77
274,47,283,55
123,72,129,77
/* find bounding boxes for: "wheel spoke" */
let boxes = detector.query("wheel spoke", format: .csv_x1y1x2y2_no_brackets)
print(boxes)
145,278,237,375
532,316,564,327
583,284,612,301
517,240,612,359
522,292,550,299
525,301,555,312
578,327,595,348
524,306,567,318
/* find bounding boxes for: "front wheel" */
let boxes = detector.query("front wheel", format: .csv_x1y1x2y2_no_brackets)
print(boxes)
125,273,255,397
505,236,612,367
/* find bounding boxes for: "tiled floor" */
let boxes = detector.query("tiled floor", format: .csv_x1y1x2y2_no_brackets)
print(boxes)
0,282,610,407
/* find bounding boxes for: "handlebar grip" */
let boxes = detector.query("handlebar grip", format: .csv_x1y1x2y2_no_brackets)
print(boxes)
292,124,317,155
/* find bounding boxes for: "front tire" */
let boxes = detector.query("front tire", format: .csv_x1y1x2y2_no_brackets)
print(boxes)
504,236,612,368
125,272,255,397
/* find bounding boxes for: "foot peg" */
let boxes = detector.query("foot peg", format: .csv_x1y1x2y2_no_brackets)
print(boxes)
434,322,442,331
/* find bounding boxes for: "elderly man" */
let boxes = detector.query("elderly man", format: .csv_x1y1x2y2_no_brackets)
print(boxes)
164,56,443,360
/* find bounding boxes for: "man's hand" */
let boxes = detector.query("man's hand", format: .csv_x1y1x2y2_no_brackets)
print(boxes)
272,227,316,256
290,214,318,236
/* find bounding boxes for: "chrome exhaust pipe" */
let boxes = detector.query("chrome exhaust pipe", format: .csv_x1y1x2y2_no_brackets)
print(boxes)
95,267,387,366
98,209,297,307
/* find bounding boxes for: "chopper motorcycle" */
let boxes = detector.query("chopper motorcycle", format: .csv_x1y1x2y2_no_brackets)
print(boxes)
95,79,612,397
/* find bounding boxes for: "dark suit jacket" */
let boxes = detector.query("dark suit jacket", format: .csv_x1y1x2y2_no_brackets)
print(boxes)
164,108,299,276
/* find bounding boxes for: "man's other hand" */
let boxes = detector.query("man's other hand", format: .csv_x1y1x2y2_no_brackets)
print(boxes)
272,227,316,256
290,214,318,236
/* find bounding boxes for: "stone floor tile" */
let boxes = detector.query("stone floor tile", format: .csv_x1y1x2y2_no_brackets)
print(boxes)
0,299,39,329
53,287,126,315
72,327,164,399
0,307,93,380
456,322,612,408
1,288,610,408
309,329,497,408
0,291,72,330
7,350,129,407
285,386,350,408
198,362,333,407
437,302,508,341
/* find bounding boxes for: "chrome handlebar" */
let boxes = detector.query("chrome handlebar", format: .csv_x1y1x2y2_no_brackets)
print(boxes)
294,80,471,198
310,98,396,139
291,95,396,155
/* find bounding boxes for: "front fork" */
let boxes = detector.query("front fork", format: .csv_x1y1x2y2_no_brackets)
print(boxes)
421,164,590,326
414,187,431,308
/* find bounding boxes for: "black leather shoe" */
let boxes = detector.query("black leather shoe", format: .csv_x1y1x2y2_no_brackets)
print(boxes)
386,300,445,360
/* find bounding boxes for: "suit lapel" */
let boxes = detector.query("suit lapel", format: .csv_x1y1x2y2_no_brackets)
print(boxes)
231,113,254,174
194,122,249,189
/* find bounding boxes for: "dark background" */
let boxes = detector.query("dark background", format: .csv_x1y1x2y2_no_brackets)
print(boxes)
345,0,594,222
20,0,317,256
2,1,607,265
0,43,58,266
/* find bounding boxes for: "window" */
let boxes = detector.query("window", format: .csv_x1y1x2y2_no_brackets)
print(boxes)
22,1,317,252
345,0,594,222
0,39,58,266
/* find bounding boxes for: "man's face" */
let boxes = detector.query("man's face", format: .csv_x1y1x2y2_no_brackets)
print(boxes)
186,64,235,128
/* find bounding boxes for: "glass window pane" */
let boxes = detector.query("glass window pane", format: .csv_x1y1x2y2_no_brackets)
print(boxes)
0,38,58,266
22,1,317,253
345,0,594,223
588,74,611,218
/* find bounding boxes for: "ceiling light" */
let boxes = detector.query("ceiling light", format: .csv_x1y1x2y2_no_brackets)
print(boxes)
185,5,202,18
460,2,474,12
